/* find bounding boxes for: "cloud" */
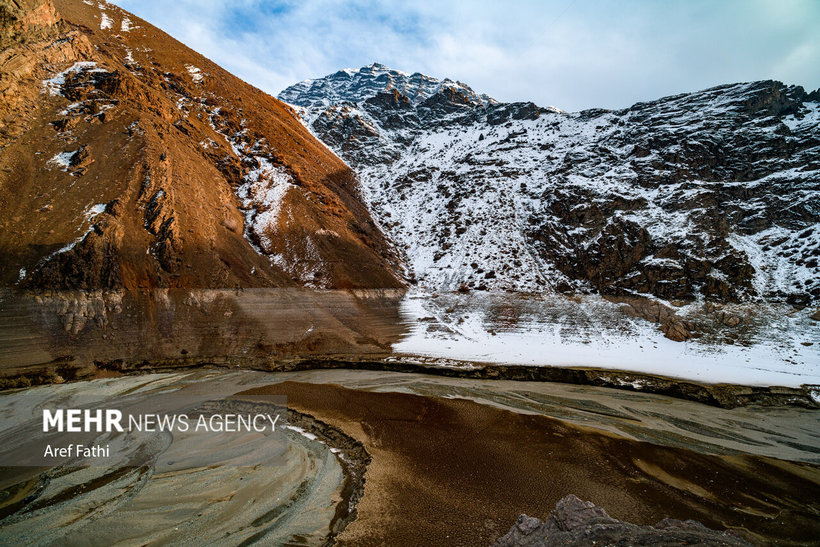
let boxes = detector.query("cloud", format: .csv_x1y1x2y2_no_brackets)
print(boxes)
110,0,820,111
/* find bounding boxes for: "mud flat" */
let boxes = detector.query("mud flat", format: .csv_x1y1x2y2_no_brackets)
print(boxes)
1,370,818,545
0,372,367,545
249,369,820,465
243,373,820,546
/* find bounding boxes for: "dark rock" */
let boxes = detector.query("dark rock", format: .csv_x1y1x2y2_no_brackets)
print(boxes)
105,199,124,217
661,318,692,342
492,494,752,546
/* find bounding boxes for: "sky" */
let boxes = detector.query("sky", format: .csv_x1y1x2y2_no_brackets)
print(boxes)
110,0,820,112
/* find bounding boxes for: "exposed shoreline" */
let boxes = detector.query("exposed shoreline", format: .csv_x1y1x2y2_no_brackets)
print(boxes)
243,380,820,546
1,288,816,408
2,355,818,409
1,369,818,545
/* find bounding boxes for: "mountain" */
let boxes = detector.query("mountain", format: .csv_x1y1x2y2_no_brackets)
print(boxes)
279,62,496,109
280,64,820,310
0,0,403,290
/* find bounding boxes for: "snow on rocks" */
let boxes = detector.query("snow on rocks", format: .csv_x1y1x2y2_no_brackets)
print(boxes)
185,65,204,83
201,100,322,282
42,62,104,96
279,62,495,108
236,158,298,252
280,69,820,303
48,150,79,170
84,203,107,219
25,201,110,278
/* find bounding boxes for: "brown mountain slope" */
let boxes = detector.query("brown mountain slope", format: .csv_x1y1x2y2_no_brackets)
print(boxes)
0,0,403,289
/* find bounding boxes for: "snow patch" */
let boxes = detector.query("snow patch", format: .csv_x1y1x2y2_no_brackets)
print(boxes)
42,62,104,97
185,64,203,83
48,150,79,170
284,425,317,441
237,159,297,252
395,292,820,388
48,205,106,261
782,102,820,132
100,12,113,30
85,203,107,219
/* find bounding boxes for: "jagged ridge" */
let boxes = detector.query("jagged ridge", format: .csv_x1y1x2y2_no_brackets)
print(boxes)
279,62,495,108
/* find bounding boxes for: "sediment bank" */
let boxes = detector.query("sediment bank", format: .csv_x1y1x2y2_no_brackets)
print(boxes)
3,355,818,409
243,380,820,546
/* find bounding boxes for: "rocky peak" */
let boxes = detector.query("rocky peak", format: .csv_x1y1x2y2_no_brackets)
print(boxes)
622,80,814,125
740,80,809,117
364,88,414,111
279,62,494,108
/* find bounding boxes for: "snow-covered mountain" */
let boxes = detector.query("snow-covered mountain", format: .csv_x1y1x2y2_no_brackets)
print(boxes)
279,62,495,109
280,65,820,309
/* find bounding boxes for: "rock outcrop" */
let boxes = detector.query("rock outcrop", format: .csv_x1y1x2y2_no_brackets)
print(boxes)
493,494,752,546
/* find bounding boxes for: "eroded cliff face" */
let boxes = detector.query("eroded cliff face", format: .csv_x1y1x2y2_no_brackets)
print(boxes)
0,0,404,291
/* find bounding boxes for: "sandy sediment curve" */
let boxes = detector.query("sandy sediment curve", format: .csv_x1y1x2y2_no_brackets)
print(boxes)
0,374,369,545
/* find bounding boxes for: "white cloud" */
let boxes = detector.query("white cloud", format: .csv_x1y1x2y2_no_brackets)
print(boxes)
110,0,820,111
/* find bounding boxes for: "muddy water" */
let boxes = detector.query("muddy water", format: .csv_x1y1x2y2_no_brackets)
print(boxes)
0,369,818,545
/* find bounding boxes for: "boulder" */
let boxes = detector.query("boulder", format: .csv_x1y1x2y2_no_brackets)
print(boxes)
492,494,752,546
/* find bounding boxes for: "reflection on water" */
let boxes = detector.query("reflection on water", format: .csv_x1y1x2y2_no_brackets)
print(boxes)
1,288,818,389
0,288,407,377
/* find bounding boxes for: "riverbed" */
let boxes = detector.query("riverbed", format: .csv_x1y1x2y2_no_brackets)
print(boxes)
1,369,818,545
